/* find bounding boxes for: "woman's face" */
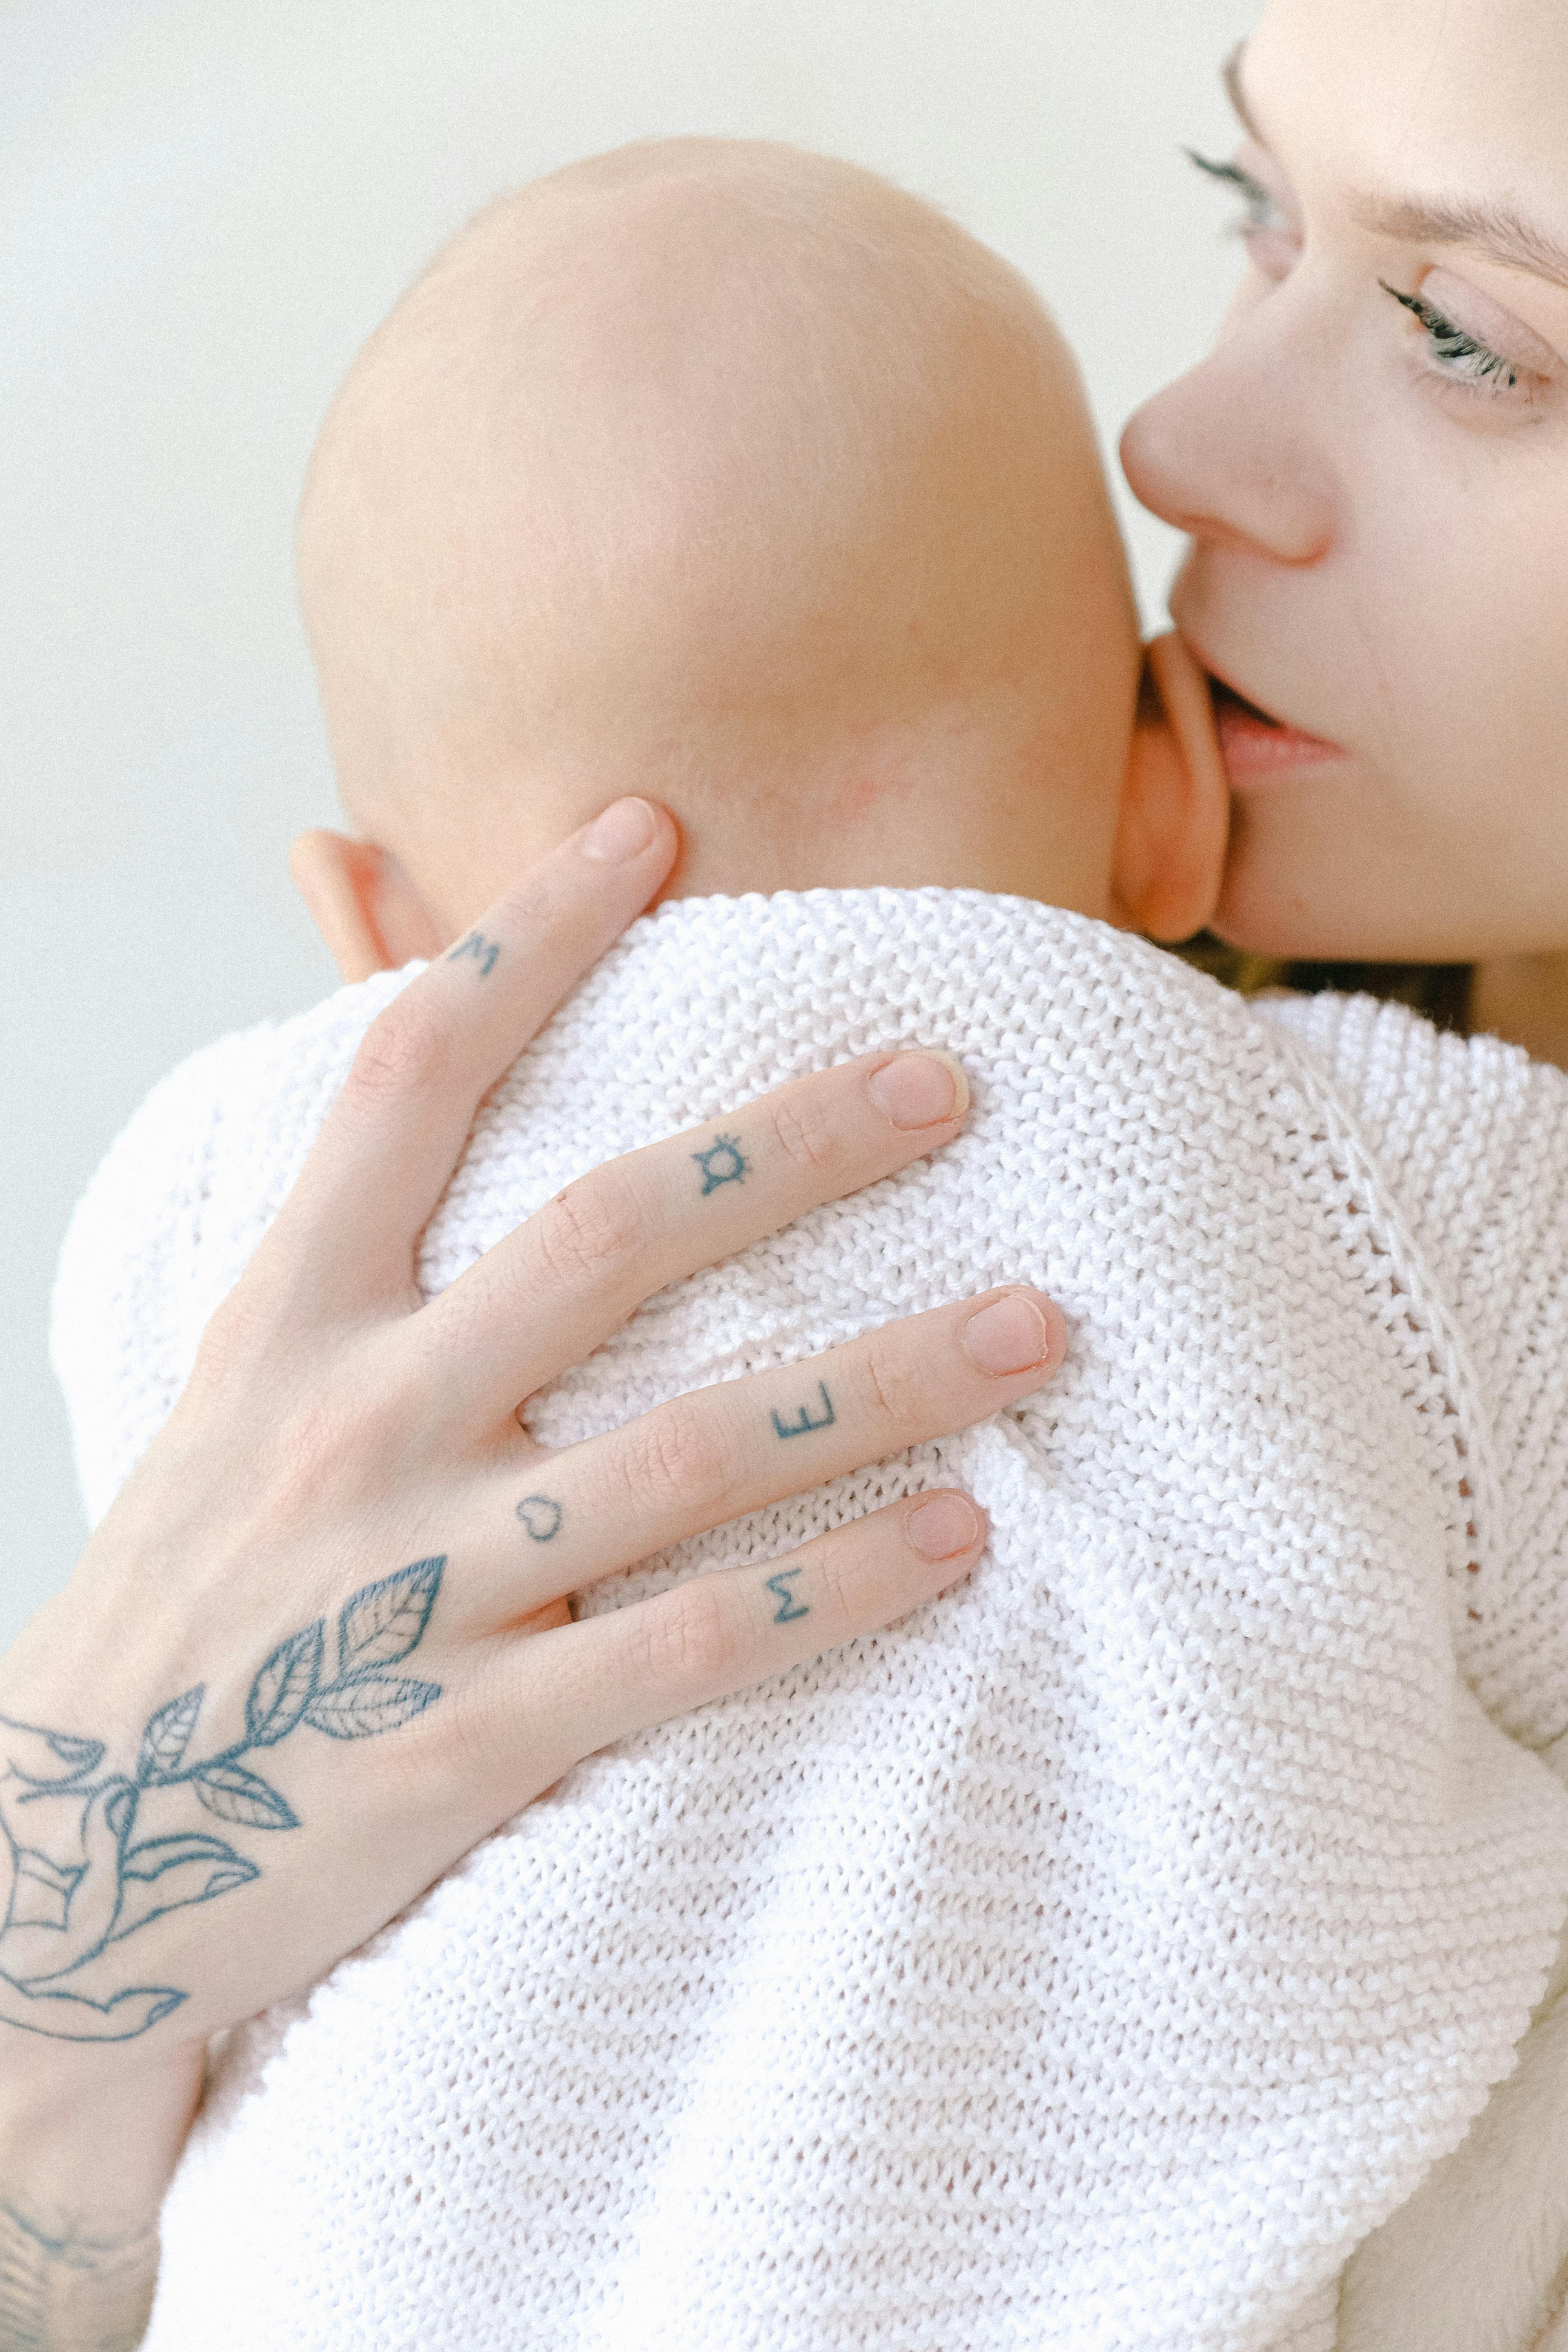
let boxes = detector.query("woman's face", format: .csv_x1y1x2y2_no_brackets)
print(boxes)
1120,0,1568,962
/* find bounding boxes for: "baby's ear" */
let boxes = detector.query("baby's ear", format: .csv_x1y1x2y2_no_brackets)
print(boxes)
1108,632,1230,943
288,831,445,982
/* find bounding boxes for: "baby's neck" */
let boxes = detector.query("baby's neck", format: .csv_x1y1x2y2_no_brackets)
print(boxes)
650,782,1113,915
399,702,1123,940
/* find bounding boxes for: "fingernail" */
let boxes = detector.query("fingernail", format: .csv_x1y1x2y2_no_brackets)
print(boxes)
906,1490,983,1560
960,1292,1050,1376
866,1051,968,1130
581,797,659,863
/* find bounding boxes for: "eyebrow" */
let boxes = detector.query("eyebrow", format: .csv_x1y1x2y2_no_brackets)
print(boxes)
1221,41,1568,294
1347,194,1568,293
1222,44,1265,148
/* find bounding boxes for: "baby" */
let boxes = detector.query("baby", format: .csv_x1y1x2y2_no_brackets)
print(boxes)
51,142,1568,2352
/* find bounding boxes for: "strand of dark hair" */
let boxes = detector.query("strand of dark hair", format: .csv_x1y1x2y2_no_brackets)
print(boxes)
1174,933,1472,1035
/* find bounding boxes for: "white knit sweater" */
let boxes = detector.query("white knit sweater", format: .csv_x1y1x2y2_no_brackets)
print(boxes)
49,892,1568,2352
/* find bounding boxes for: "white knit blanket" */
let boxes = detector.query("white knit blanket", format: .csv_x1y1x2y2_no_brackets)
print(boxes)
50,891,1568,2352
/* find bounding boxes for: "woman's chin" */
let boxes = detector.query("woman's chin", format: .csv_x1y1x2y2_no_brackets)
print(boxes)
1210,793,1370,961
1212,826,1446,967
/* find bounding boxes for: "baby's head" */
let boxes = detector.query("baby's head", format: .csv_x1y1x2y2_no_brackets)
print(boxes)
294,140,1225,976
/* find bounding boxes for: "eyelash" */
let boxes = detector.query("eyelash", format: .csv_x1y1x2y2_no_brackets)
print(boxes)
1187,149,1548,410
1378,280,1523,394
1185,149,1286,236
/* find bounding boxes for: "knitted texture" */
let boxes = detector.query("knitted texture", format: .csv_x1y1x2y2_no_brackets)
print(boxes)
1255,987,1568,1751
49,891,1568,2352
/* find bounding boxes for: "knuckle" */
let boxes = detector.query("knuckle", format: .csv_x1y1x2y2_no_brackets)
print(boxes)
534,1167,649,1293
635,1577,739,1694
420,1664,504,1808
259,1364,416,1530
767,1087,845,1182
268,1392,366,1519
187,1274,300,1406
857,1337,924,1433
619,1396,739,1523
490,863,556,934
357,1663,484,1831
345,1000,453,1109
810,1539,858,1626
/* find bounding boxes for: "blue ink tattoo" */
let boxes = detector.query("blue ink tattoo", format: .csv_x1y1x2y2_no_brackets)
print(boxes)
764,1570,810,1624
0,2195,158,2339
0,1558,445,2043
516,1494,563,1543
771,1381,836,1441
692,1134,748,1196
447,930,501,978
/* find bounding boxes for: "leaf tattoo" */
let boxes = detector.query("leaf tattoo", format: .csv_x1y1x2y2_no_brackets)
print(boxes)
134,1686,204,1785
335,1559,443,1681
0,1557,446,2044
305,1678,440,1741
245,1622,325,1747
192,1761,299,1831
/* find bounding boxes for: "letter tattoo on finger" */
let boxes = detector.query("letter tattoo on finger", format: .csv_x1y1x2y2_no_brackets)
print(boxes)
446,930,501,978
763,1570,810,1624
771,1382,836,1441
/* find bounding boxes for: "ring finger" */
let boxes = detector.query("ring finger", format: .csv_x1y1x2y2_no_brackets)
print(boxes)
458,1285,1063,1621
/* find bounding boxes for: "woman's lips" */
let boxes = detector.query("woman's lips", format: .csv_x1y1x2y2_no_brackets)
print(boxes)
1209,678,1344,782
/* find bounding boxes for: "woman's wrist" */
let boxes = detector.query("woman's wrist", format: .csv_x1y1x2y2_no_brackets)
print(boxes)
0,2196,158,2352
0,2043,200,2350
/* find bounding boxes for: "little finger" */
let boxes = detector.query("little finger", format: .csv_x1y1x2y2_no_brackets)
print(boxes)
487,1488,989,1789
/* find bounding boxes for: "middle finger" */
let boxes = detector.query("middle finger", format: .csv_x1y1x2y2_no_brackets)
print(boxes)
403,1050,971,1428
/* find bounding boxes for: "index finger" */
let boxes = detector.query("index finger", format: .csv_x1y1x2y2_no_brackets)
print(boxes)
272,798,677,1308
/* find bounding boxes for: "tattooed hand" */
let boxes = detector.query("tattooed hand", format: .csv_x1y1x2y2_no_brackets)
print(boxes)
0,800,1063,2345
0,1563,443,2042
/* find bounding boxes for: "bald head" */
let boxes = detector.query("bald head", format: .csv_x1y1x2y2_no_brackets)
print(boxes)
298,139,1141,926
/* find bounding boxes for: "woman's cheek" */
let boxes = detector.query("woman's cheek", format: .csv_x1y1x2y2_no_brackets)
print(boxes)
1381,460,1568,830
1451,549,1568,926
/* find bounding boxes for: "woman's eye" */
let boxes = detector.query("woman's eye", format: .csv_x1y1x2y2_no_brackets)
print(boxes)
1186,150,1297,278
1379,280,1548,403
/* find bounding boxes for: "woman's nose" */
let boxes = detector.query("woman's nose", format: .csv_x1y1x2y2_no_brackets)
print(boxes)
1120,341,1335,567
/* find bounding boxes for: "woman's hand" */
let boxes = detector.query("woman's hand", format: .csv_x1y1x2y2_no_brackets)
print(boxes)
0,800,1063,2336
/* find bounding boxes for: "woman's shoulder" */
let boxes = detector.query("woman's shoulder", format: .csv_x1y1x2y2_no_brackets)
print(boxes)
1257,985,1568,1745
1253,985,1568,1361
1253,988,1568,1248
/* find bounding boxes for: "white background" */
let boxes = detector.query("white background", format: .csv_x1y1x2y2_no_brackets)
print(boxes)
2,0,1254,1646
